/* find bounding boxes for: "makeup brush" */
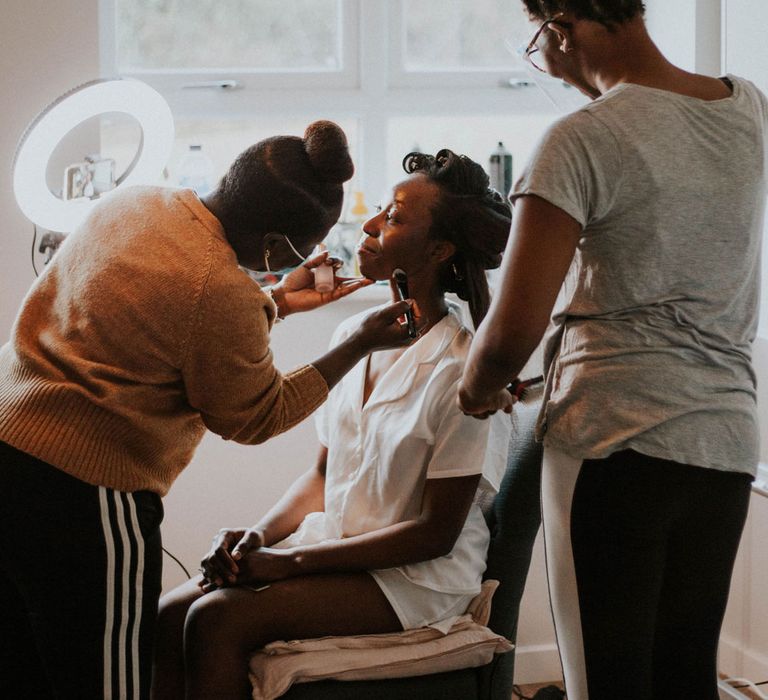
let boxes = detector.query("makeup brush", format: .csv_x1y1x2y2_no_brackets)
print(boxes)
507,375,544,401
392,268,418,338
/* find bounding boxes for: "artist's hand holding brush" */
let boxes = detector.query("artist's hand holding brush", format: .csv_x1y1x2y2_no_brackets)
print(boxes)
459,375,543,418
457,382,516,419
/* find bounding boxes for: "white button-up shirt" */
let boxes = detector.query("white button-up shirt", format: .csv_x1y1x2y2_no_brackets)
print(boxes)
282,302,511,595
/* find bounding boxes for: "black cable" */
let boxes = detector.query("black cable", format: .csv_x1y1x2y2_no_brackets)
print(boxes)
31,225,39,277
731,679,768,688
730,679,768,688
162,547,191,579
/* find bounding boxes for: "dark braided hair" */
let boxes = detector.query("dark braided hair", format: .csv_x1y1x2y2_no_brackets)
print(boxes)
522,0,645,28
403,150,512,330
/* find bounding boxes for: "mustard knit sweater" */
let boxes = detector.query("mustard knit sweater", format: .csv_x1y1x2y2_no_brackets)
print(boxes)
0,186,328,495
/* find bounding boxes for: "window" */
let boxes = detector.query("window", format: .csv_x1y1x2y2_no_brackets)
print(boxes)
115,0,343,73
391,0,532,87
100,0,575,212
103,0,358,89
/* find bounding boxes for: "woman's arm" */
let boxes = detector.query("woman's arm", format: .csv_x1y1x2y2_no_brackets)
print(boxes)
311,299,420,390
199,447,327,588
233,473,481,584
459,195,580,415
183,237,418,446
250,446,328,547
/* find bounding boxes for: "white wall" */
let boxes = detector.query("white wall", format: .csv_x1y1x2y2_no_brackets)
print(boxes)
721,491,768,683
724,0,768,352
645,0,699,72
718,0,768,683
0,0,100,341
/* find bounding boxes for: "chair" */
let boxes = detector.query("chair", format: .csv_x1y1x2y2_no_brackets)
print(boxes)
277,400,544,700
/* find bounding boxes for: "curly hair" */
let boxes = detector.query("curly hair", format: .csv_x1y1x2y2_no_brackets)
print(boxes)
403,149,512,329
521,0,645,27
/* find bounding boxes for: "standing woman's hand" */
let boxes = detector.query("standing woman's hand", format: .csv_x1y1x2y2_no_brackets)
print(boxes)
268,250,374,317
457,383,515,420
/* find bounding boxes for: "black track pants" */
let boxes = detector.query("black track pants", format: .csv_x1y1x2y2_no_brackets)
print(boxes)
541,447,752,700
0,441,163,699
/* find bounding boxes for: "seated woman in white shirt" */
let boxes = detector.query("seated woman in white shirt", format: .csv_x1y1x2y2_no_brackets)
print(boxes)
152,150,514,700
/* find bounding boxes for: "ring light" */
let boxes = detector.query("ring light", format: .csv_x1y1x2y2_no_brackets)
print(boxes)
13,78,174,232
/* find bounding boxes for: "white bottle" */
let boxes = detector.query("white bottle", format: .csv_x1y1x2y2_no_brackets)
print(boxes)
178,144,215,196
312,243,335,293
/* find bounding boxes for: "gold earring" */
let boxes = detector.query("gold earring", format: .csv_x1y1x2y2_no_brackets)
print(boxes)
264,248,271,273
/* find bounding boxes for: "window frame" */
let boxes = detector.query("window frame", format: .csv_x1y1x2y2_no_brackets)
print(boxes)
100,0,361,91
387,0,530,89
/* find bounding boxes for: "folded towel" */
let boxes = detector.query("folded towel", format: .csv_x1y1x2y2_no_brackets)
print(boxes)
249,580,513,700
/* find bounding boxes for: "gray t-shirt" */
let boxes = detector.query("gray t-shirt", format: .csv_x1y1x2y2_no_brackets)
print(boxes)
511,75,768,475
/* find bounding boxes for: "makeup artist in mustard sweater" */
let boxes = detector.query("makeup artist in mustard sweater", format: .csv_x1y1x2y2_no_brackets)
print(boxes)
0,120,414,700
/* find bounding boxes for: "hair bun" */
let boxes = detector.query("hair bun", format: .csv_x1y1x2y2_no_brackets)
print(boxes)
303,120,354,184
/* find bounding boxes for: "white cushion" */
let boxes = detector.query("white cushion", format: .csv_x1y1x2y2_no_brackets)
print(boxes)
248,580,513,700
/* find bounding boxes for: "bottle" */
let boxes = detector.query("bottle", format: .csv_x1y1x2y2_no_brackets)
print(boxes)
312,243,335,293
178,144,215,196
488,142,513,196
349,191,369,221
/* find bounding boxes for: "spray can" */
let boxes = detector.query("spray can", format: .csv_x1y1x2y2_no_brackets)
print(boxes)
488,142,513,196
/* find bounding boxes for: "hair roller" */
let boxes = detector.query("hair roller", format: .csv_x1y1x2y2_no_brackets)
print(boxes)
402,152,435,174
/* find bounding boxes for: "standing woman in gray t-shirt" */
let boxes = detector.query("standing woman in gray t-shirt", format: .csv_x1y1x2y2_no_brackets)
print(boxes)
459,2,768,699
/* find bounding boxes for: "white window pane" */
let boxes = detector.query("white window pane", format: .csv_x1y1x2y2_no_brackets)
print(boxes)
402,0,528,71
116,0,342,72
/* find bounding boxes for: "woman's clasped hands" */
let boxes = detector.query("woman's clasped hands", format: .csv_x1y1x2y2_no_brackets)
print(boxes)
198,527,295,593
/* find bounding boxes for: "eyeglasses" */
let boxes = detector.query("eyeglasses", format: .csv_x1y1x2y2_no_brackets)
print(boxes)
264,234,310,272
519,12,573,73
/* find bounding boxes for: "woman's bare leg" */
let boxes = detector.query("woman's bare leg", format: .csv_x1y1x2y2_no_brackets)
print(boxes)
151,577,206,700
183,572,401,700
